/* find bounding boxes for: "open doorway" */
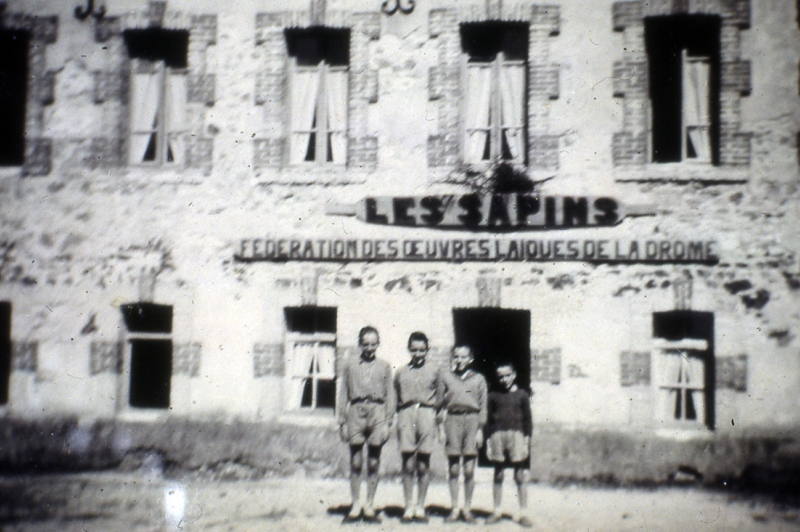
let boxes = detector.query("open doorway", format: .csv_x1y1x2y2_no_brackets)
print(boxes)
453,308,531,467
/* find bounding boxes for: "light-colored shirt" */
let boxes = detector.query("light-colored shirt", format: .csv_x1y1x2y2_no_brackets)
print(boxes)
438,369,488,426
394,361,442,409
336,354,395,424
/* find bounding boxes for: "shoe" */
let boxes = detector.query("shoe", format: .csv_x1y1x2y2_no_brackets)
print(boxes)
342,504,361,523
462,511,477,524
414,507,429,523
486,512,503,524
445,508,461,523
517,516,533,528
363,506,381,523
401,508,414,523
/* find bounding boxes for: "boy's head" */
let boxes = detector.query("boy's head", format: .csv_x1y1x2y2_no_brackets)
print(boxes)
407,331,429,365
496,363,517,391
358,326,380,358
452,345,473,373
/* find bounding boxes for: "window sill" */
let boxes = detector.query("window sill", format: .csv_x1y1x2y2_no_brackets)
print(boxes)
654,425,713,441
615,164,749,183
116,408,173,422
0,167,22,180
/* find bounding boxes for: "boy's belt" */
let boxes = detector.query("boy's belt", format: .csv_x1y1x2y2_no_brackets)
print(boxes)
447,408,479,415
398,402,434,410
350,398,384,405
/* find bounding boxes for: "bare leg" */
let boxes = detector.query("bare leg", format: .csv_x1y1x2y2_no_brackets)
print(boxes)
416,454,430,514
490,465,504,520
446,456,461,520
401,452,416,517
463,456,477,514
348,445,363,518
364,445,382,517
514,465,529,513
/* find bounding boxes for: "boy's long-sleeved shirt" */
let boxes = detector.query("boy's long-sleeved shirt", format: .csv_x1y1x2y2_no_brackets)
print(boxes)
486,388,532,437
438,369,488,426
393,361,442,409
336,354,395,424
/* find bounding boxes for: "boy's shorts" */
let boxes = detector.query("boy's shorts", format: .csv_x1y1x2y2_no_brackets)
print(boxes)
397,404,437,455
345,402,391,447
444,412,480,457
486,430,529,463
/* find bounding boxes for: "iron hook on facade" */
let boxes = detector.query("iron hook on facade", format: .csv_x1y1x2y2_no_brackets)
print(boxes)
74,0,105,21
381,0,414,16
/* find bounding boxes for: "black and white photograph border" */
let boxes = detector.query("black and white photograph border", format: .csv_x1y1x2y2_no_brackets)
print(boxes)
0,0,799,530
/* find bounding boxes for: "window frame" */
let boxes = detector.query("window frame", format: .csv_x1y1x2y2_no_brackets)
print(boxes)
128,59,188,167
653,337,710,428
286,58,349,166
283,331,337,413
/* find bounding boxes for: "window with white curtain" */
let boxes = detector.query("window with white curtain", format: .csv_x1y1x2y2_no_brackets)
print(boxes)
645,15,720,164
285,28,350,165
284,306,337,412
461,22,528,165
123,29,189,166
653,338,709,426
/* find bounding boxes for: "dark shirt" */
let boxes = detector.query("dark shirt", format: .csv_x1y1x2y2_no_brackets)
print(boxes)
486,388,532,437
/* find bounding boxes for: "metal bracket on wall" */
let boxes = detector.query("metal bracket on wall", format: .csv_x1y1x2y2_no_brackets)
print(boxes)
382,0,414,16
75,0,106,21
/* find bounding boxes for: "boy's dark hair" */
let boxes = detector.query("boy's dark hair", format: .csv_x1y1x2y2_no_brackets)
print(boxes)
358,325,379,344
496,363,516,373
407,331,429,349
452,345,473,357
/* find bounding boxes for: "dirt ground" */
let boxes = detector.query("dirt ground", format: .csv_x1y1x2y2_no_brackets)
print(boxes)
1,471,799,532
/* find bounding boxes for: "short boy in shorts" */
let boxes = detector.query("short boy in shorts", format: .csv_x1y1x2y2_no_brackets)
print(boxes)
337,326,395,523
437,345,487,523
393,332,441,523
485,363,533,527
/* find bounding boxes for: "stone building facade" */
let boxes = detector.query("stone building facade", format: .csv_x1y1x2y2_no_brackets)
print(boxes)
0,0,798,482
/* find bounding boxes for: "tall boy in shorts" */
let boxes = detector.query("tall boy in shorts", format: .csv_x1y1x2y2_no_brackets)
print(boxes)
393,331,441,523
485,363,533,527
438,345,487,523
337,326,395,523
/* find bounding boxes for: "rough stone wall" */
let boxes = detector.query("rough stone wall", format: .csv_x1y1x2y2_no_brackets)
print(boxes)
0,0,797,481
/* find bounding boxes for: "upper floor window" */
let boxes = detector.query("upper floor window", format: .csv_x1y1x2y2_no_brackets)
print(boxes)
460,22,528,165
645,15,721,164
284,28,350,165
123,29,189,166
284,306,337,412
0,30,29,167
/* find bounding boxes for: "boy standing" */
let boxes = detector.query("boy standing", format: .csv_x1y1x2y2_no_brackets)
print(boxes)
393,332,441,523
438,345,487,523
485,363,533,527
337,326,395,523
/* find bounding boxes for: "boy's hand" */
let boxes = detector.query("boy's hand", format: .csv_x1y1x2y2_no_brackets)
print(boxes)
476,428,484,448
339,423,349,443
524,436,530,449
438,424,446,443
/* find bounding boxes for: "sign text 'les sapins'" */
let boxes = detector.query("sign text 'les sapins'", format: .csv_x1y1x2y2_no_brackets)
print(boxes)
325,194,655,230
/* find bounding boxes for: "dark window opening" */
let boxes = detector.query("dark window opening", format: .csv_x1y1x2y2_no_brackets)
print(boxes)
123,28,189,68
454,308,531,467
121,303,173,333
0,302,10,405
129,339,172,408
653,310,715,429
0,30,29,167
285,306,337,334
284,27,350,66
645,15,721,164
460,21,529,62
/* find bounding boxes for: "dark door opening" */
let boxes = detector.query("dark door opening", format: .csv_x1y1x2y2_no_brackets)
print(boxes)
0,302,10,405
129,339,172,408
453,308,531,467
653,310,715,429
0,30,29,166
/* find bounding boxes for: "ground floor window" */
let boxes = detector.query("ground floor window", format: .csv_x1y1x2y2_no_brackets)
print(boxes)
653,311,714,429
284,307,337,411
121,303,173,409
0,302,10,405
